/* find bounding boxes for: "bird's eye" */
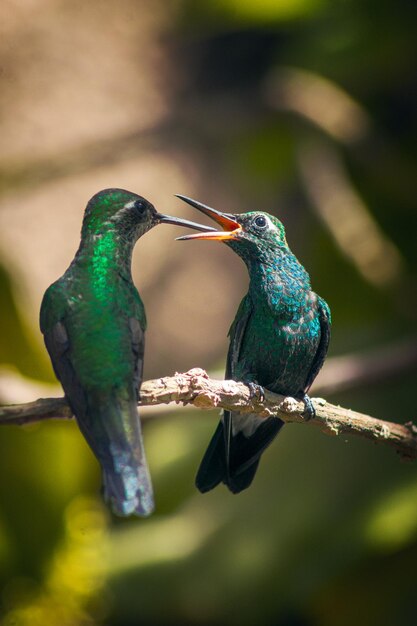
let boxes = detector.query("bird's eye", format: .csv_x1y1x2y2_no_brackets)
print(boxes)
133,199,146,214
254,215,267,229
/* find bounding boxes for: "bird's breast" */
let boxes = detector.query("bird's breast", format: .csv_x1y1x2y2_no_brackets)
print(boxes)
236,296,321,395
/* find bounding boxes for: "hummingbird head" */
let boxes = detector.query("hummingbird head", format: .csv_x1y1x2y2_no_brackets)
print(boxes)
81,189,216,240
175,195,288,263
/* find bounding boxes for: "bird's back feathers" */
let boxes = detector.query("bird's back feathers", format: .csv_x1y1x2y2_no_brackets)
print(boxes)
40,276,154,516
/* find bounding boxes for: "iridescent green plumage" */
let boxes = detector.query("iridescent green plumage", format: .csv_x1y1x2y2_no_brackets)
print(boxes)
177,197,331,494
40,188,212,515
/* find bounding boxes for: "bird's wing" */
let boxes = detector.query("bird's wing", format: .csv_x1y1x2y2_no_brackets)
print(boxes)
195,295,253,493
40,284,88,420
123,281,146,396
196,294,284,494
225,294,285,492
128,317,145,401
303,295,331,393
225,294,253,379
224,295,254,468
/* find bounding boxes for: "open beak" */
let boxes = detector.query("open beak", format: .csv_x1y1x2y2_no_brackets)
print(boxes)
174,195,242,241
155,212,217,233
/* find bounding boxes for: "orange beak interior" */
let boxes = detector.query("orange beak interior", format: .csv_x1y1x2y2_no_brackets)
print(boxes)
175,195,242,241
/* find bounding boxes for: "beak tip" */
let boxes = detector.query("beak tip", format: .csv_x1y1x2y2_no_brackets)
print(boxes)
174,193,189,203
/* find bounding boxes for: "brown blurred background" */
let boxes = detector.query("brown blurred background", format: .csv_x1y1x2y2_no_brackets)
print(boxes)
1,1,417,625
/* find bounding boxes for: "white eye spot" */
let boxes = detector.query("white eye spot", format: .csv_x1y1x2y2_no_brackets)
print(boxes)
253,214,276,232
124,201,136,210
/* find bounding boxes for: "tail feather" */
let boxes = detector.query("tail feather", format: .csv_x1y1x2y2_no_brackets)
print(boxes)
102,451,154,516
77,392,154,517
195,422,227,493
227,459,260,494
196,412,284,495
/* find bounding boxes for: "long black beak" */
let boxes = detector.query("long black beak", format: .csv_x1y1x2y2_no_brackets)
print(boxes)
174,195,242,241
155,212,217,233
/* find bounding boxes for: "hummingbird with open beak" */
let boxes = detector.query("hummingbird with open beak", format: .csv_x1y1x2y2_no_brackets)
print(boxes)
176,195,331,494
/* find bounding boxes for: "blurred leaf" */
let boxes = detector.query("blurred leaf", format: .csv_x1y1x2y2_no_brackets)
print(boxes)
184,0,327,26
0,264,51,380
364,478,417,552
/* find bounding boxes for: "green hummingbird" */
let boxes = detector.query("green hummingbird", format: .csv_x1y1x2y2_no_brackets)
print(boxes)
40,188,213,516
176,196,331,494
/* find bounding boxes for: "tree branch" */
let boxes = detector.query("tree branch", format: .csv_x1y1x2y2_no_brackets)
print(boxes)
0,368,416,460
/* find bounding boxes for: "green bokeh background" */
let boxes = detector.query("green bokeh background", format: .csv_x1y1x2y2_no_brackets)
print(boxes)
0,1,416,624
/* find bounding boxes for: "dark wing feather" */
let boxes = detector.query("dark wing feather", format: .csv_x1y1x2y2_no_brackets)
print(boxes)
128,317,145,401
197,296,284,494
41,285,111,475
195,296,253,493
223,296,253,484
225,295,253,379
303,295,331,392
39,285,87,417
43,320,89,421
42,319,106,470
225,296,284,492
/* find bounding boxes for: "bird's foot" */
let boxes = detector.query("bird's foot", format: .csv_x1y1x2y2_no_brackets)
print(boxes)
246,381,265,403
302,393,316,421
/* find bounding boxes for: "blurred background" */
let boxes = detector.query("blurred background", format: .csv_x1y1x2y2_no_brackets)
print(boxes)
1,0,417,624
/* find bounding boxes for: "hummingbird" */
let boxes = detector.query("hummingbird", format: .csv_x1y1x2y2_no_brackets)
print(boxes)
40,188,214,516
176,196,331,494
